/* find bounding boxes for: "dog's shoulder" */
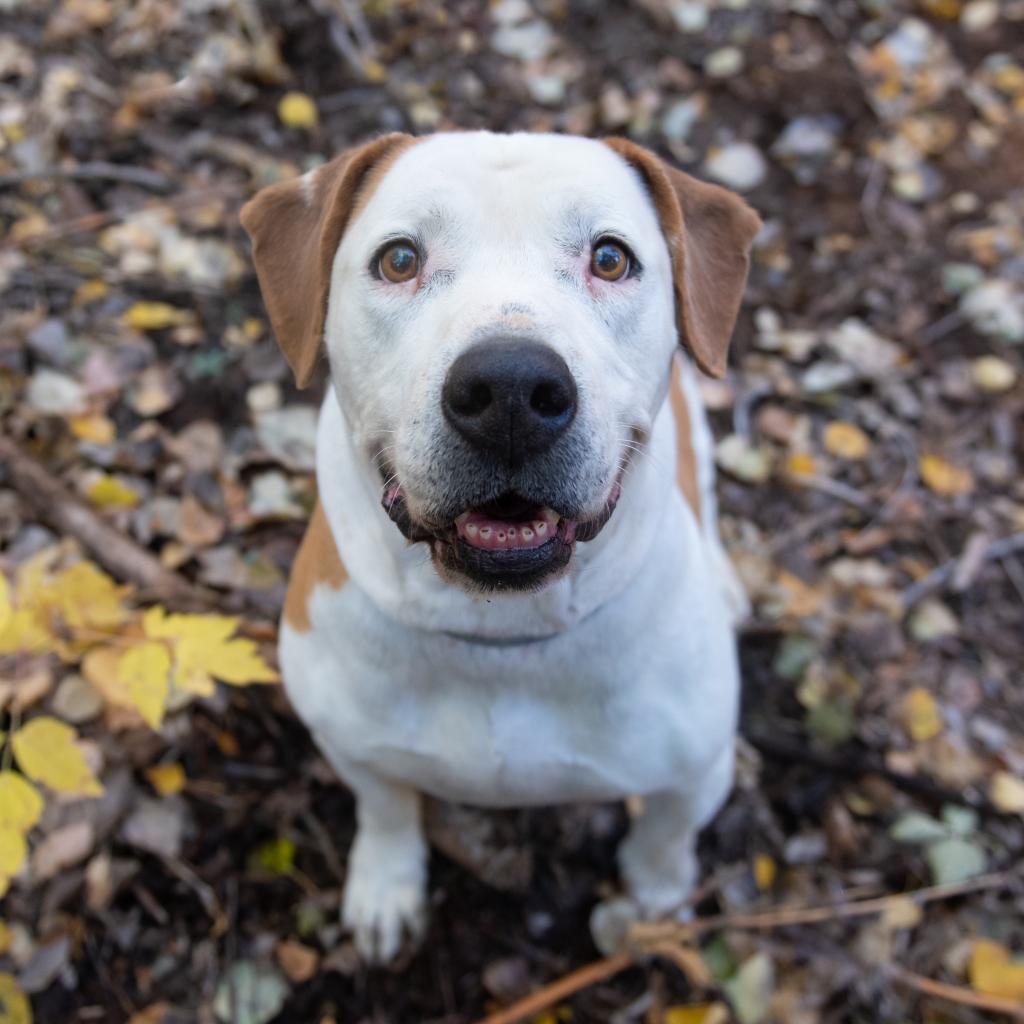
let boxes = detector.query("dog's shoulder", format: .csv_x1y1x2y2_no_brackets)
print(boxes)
668,361,701,524
283,500,349,632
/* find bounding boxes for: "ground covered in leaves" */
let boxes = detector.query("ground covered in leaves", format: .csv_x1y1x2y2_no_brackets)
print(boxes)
1,0,1023,1022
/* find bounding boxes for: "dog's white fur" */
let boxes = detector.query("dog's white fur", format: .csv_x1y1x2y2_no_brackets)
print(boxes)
255,133,754,961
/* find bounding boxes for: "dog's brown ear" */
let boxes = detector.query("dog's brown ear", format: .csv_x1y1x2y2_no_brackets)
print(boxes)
240,133,415,388
603,138,762,378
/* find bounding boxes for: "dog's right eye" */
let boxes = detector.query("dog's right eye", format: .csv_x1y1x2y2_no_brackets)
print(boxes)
378,242,420,283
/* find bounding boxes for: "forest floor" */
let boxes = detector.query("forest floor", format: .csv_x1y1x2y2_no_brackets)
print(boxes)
1,1,1023,1022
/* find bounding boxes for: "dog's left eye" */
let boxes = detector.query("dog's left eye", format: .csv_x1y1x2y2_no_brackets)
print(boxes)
590,239,630,282
378,242,420,283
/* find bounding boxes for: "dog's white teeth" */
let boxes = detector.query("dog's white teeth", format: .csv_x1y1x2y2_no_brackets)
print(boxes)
521,527,534,541
465,523,478,537
454,511,471,527
538,508,559,526
534,521,548,536
479,527,492,539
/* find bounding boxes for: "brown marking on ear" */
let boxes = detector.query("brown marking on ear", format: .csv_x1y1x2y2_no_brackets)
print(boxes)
240,133,417,388
603,138,762,379
668,359,701,524
283,501,348,633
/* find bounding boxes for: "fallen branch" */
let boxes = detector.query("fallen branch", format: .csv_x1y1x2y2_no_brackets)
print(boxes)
889,964,1024,1020
0,435,266,624
901,532,1024,610
473,870,1020,1024
0,161,176,193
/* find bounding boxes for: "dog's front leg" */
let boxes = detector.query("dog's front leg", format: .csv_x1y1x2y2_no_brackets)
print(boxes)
324,751,428,962
592,745,734,953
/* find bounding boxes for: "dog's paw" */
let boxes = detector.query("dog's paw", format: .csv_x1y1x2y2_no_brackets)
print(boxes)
589,895,695,956
342,833,427,964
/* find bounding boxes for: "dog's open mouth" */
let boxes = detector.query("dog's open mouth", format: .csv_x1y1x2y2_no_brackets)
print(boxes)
380,480,622,591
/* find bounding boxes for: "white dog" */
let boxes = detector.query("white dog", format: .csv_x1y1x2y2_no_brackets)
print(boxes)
241,131,761,962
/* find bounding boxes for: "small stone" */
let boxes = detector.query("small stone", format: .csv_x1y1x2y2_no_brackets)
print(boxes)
26,369,86,415
51,675,104,724
960,280,1024,343
909,599,959,642
704,46,744,78
772,115,841,160
670,1,710,32
526,73,566,106
491,19,555,62
661,95,704,142
704,141,767,191
941,262,984,296
715,434,773,483
26,318,73,367
972,355,1017,392
961,0,999,31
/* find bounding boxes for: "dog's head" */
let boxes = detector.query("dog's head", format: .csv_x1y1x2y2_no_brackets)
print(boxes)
241,132,760,593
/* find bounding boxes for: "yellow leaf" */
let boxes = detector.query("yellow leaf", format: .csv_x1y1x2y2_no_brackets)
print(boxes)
46,561,130,633
783,452,817,477
664,1007,717,1024
0,971,32,1024
972,356,1017,393
87,474,140,509
920,454,973,497
11,717,103,796
903,687,943,742
144,608,278,690
277,91,319,129
969,939,1024,999
122,302,189,332
0,921,11,955
68,414,116,445
116,643,171,728
82,645,135,710
0,577,9,635
0,609,50,656
145,762,185,796
0,827,26,878
990,771,1024,815
823,421,871,460
72,278,109,307
753,853,776,890
0,773,43,833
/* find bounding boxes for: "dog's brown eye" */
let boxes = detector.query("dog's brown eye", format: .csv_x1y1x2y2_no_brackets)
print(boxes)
590,240,629,281
379,242,419,283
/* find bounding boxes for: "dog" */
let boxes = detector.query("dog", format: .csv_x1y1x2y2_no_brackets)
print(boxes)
240,131,761,962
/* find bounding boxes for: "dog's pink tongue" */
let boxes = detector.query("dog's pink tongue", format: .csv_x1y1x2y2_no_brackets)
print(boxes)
456,508,561,551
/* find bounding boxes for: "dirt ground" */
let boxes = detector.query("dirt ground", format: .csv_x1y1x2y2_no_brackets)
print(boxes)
1,1,1023,1022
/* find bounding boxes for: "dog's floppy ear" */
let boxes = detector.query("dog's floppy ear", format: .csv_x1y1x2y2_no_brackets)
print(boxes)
240,133,415,388
603,138,762,378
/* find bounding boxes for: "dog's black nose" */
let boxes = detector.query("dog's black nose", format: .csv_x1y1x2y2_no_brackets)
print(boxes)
442,339,577,468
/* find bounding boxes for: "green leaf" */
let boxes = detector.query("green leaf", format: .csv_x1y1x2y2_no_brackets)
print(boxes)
889,812,948,845
941,804,978,837
926,836,987,885
723,953,774,1024
248,837,294,876
213,960,288,1024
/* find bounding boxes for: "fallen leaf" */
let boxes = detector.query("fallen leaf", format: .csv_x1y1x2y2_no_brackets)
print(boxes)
823,421,871,460
87,474,140,509
30,820,95,881
903,687,944,741
0,972,32,1024
122,302,190,332
277,91,318,129
249,837,295,876
145,762,186,797
723,952,774,1024
920,454,974,497
969,939,1024,1000
11,717,103,796
753,854,777,890
213,960,288,1024
117,642,171,728
68,413,116,445
782,451,817,476
990,771,1024,815
0,827,26,879
926,836,986,884
972,355,1017,392
0,773,43,833
275,940,319,983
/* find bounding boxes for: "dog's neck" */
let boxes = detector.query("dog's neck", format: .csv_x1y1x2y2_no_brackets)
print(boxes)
314,385,680,640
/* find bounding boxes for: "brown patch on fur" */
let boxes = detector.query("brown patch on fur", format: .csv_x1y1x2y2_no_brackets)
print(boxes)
240,133,417,388
668,361,701,524
603,138,762,379
284,501,348,633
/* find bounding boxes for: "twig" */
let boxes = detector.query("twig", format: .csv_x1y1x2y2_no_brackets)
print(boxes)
888,964,1024,1020
787,473,875,512
641,869,1018,942
901,532,1024,611
0,435,274,628
473,952,634,1024
474,871,1020,1024
0,161,176,193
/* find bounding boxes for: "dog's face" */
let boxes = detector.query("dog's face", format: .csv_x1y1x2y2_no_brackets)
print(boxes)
242,132,760,593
